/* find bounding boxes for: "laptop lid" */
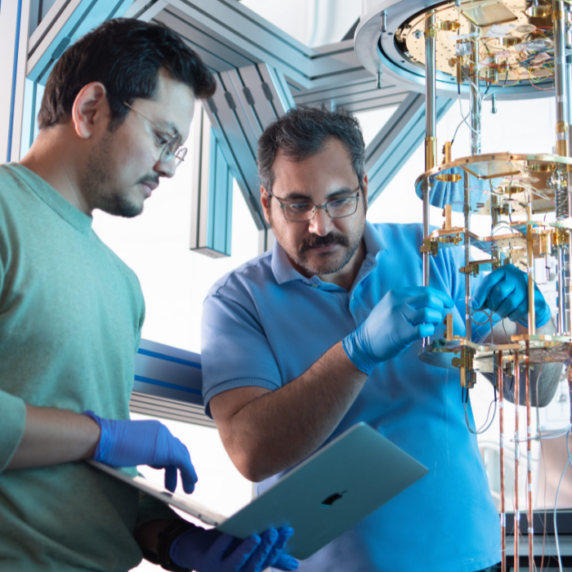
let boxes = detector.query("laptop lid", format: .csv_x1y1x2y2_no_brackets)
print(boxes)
89,422,427,560
216,422,428,559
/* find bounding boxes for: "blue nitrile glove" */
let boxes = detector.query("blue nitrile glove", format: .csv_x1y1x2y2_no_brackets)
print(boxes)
342,286,455,375
471,264,550,328
170,526,298,572
83,411,197,493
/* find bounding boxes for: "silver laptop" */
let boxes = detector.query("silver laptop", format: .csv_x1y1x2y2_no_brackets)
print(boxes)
90,422,428,559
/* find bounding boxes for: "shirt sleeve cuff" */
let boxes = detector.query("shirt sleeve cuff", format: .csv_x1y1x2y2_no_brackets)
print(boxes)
203,377,281,418
0,391,26,472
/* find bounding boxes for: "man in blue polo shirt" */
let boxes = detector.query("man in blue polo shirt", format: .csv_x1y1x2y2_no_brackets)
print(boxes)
201,106,559,571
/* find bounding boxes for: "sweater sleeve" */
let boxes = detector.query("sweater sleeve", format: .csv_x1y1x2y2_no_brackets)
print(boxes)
0,390,27,472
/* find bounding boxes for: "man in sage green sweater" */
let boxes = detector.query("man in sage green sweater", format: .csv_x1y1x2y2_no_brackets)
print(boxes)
0,18,297,572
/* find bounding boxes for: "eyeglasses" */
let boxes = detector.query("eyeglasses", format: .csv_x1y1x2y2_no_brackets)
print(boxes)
267,186,361,222
123,101,187,168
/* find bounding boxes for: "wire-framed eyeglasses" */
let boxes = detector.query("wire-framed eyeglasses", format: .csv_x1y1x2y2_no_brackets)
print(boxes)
123,102,187,168
267,185,361,222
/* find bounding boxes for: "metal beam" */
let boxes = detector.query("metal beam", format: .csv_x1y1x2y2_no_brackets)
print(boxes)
153,0,371,90
366,92,454,205
131,339,214,428
201,63,295,234
293,78,409,114
190,104,234,258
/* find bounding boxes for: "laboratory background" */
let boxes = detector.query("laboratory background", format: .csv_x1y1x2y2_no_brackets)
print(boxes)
1,0,571,570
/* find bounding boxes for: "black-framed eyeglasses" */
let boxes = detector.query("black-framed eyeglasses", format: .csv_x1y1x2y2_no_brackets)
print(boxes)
267,185,361,222
123,102,187,168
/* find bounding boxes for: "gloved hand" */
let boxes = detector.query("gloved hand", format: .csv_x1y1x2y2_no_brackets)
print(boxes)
471,264,550,328
170,526,298,572
83,411,197,493
343,286,454,375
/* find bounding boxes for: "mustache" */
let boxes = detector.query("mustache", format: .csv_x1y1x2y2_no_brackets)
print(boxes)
299,233,349,254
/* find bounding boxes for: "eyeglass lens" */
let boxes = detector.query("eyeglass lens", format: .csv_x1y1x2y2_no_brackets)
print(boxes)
283,195,359,221
159,136,186,166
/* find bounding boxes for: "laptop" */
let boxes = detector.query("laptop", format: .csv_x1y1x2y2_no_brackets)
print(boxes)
89,422,428,559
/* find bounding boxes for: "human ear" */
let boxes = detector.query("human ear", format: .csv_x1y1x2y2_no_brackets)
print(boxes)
71,82,108,139
260,186,271,225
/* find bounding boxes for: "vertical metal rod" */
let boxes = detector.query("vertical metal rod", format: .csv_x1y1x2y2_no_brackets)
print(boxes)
557,244,566,333
526,205,536,335
422,10,437,347
469,23,481,155
425,11,437,171
498,351,506,572
554,0,569,157
423,9,437,289
514,351,520,572
464,171,472,340
525,345,534,572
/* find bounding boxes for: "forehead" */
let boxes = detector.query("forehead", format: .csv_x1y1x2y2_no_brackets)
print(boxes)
272,137,356,196
135,69,196,140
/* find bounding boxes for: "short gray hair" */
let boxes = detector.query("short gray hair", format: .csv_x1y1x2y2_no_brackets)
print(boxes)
257,106,366,192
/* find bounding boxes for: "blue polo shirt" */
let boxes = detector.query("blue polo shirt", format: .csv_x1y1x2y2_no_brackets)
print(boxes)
201,222,500,572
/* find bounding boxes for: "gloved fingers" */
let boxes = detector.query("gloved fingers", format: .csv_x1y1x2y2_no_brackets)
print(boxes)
240,529,278,572
258,527,294,571
219,534,261,572
399,323,434,347
406,306,447,327
164,465,178,493
171,441,198,494
507,299,530,323
404,288,454,310
481,278,519,312
494,290,524,319
273,554,299,571
472,266,510,310
417,323,435,339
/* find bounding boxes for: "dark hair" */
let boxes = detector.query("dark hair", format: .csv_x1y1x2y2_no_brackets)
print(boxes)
38,18,216,130
257,106,366,192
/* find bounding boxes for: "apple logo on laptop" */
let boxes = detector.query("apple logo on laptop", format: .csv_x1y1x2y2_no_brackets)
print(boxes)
321,491,347,507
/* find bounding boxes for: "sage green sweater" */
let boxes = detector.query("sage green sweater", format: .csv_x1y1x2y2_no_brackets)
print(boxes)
0,164,176,571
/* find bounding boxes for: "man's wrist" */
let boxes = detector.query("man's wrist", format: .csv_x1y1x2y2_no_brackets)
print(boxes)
342,331,377,375
81,411,104,461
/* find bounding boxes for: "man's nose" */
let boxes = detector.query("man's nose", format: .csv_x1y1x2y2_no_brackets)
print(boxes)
308,207,331,236
155,156,176,178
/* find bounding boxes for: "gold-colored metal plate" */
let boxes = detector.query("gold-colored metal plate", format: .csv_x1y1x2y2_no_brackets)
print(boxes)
398,0,555,85
416,152,572,189
462,160,520,179
497,184,527,194
437,19,461,30
435,173,463,182
525,4,552,17
457,0,518,26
